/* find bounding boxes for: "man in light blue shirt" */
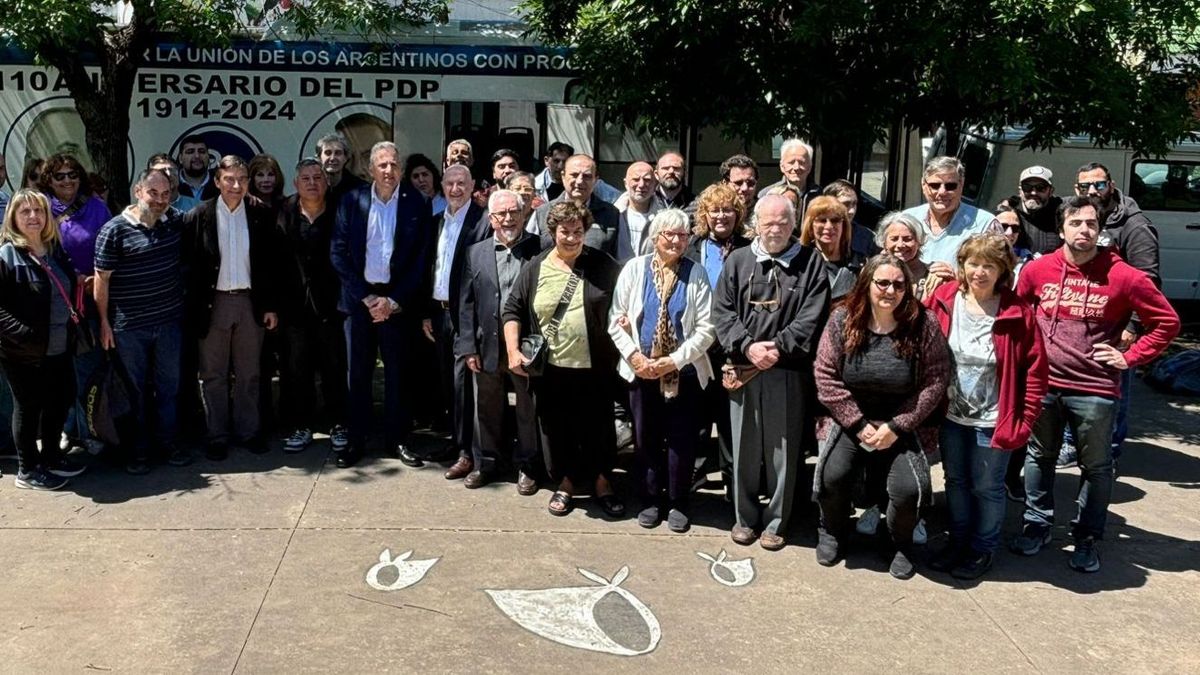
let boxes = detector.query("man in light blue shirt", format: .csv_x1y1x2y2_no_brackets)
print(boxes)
902,156,999,282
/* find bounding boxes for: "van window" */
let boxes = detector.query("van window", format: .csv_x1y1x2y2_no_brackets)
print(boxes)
1130,160,1200,212
958,141,991,203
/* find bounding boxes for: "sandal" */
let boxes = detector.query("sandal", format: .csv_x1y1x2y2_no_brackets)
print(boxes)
597,493,626,518
548,491,573,516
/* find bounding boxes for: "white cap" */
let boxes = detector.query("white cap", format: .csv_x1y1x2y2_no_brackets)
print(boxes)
1019,166,1053,185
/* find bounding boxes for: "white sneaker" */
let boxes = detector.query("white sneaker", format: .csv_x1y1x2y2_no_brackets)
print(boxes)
913,518,928,545
856,505,881,535
284,429,313,453
329,425,350,451
615,419,633,449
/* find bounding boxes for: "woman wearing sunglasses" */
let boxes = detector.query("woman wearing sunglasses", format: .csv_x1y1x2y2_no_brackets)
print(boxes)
37,154,110,455
813,253,950,578
924,233,1048,580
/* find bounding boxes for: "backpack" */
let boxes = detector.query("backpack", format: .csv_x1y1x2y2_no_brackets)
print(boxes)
1145,349,1200,396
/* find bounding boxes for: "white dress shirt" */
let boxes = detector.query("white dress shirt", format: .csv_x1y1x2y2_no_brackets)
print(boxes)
365,185,398,284
433,201,468,302
216,199,252,291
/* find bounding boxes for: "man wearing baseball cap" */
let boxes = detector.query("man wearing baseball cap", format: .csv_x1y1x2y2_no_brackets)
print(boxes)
1009,165,1062,254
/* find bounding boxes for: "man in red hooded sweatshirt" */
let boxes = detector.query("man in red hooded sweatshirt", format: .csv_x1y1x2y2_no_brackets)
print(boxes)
1012,195,1179,573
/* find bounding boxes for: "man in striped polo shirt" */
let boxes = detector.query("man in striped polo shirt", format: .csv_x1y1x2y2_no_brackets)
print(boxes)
94,169,187,474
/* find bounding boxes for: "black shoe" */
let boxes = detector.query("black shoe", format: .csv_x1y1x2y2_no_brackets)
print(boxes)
335,449,361,468
165,446,194,467
47,457,87,478
890,549,916,579
1069,536,1101,573
816,530,841,566
239,436,270,454
951,551,994,580
125,459,152,475
929,542,967,573
397,445,424,468
667,508,690,533
637,505,661,528
205,443,229,461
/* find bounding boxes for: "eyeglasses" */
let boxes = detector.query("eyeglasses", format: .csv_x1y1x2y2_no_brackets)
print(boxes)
489,209,522,220
1020,182,1050,193
748,266,781,312
1075,180,1109,192
52,171,80,181
658,230,688,241
924,181,959,192
730,179,758,188
1003,224,1021,233
707,207,736,217
872,278,907,292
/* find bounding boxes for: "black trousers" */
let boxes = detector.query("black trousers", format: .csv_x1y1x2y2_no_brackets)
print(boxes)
630,373,703,508
819,431,921,547
0,354,74,476
534,364,615,488
280,312,347,431
473,357,539,474
432,306,473,457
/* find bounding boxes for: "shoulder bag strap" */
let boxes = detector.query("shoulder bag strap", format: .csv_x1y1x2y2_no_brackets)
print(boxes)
542,268,582,341
35,255,81,325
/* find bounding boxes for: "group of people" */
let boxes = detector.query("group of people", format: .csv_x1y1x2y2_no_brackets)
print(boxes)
0,135,1181,581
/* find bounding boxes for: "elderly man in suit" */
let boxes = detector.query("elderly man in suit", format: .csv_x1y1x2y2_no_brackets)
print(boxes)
421,163,492,479
183,155,280,460
330,141,431,468
456,189,543,492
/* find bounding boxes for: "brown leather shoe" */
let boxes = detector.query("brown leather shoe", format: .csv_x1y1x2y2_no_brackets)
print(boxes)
516,470,538,496
463,470,488,489
731,525,756,546
760,531,786,551
444,456,473,480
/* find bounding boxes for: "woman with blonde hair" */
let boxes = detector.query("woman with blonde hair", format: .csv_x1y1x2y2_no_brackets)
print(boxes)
800,195,864,299
0,189,84,490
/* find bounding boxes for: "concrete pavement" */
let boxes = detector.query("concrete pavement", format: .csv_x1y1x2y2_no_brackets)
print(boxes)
1,377,1198,673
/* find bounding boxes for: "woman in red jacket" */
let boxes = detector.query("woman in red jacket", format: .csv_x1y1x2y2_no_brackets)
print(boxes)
924,233,1048,579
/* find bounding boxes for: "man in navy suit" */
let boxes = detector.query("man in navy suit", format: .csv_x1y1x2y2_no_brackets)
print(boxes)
421,164,491,479
330,141,431,468
456,189,543,492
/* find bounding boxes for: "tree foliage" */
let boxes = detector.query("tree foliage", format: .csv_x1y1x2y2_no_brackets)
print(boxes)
0,0,449,207
520,0,1200,157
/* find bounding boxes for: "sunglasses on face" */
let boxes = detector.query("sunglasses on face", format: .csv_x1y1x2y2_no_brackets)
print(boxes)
1021,182,1050,192
1076,180,1109,192
52,171,80,181
872,278,907,292
924,181,959,192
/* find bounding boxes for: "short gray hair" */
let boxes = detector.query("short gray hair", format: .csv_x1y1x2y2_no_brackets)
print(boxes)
923,155,965,182
488,188,524,212
447,138,472,153
315,133,349,155
369,141,399,164
647,208,689,240
753,193,796,227
442,163,471,183
875,211,926,248
780,138,813,159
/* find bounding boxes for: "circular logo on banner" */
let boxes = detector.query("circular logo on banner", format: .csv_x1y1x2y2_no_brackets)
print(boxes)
168,122,264,168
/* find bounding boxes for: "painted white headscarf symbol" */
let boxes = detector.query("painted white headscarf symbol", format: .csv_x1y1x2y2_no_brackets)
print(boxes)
365,549,439,591
696,550,756,587
486,566,661,656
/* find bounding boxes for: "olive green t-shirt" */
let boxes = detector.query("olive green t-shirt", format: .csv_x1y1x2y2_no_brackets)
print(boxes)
533,261,591,368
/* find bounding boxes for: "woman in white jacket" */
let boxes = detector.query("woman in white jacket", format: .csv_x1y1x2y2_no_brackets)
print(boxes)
608,209,715,532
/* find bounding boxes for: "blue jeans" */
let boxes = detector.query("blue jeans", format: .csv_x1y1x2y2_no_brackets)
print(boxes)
1025,391,1116,540
114,321,182,458
940,421,1009,554
1062,368,1132,457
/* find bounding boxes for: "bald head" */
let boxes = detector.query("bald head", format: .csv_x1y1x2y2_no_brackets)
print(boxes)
624,161,657,208
563,154,597,204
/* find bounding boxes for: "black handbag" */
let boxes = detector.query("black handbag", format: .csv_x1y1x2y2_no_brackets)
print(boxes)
519,268,582,377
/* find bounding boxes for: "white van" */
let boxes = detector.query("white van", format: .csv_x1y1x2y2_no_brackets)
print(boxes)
929,127,1200,301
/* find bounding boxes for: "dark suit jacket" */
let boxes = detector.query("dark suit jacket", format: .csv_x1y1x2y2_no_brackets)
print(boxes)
531,193,621,257
425,201,490,329
455,233,542,371
276,194,341,322
329,183,431,316
183,197,280,338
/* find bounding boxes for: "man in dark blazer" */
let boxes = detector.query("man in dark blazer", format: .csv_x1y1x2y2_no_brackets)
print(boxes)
330,141,431,468
183,155,281,459
421,164,491,479
456,189,542,492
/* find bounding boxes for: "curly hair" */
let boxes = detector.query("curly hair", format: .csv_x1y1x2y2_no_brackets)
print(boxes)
693,183,746,238
38,153,90,200
838,253,925,360
545,201,593,235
